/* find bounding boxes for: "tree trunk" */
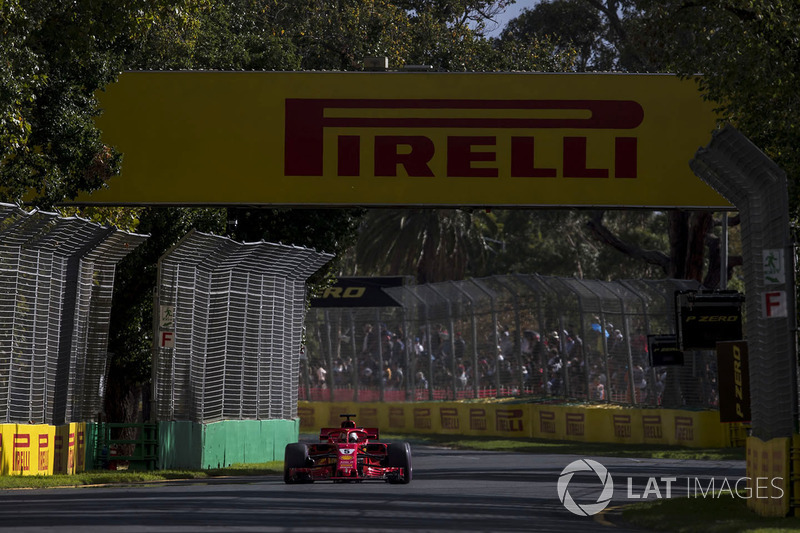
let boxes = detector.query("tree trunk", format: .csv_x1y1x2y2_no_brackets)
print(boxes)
104,365,142,423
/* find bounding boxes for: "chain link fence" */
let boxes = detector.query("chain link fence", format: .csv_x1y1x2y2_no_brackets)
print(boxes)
153,230,332,423
0,204,147,424
302,275,722,408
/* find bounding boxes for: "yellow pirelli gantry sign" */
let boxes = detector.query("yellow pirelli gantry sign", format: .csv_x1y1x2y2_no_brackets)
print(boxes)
78,71,731,208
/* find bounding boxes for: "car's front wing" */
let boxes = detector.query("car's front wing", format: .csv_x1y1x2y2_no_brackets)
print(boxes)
287,464,406,482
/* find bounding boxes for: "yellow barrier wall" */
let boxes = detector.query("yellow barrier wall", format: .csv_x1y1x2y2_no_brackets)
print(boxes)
746,436,791,517
298,401,734,448
0,423,86,476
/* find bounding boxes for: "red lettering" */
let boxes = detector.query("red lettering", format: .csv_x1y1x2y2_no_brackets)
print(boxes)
39,450,48,471
337,135,360,176
374,136,435,177
563,137,608,178
160,331,174,347
284,98,645,177
615,137,637,178
510,137,556,177
447,136,498,177
765,292,782,317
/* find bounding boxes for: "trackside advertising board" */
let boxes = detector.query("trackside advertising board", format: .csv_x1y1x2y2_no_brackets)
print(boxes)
0,423,87,476
298,401,736,448
78,72,730,208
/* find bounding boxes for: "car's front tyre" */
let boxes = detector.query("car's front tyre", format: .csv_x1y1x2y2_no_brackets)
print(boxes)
284,443,312,484
386,442,412,484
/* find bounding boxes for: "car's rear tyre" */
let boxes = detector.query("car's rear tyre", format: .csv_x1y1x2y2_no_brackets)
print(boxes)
386,442,412,484
284,443,312,484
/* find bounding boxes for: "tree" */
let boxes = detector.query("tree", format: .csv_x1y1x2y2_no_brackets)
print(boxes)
500,0,611,71
588,1,800,284
105,208,227,423
396,0,518,36
484,210,670,280
493,0,800,287
630,0,800,212
355,209,498,283
227,207,364,292
0,0,125,207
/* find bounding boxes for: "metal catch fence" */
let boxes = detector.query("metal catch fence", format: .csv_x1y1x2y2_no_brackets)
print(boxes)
0,204,147,424
302,275,721,408
153,230,332,423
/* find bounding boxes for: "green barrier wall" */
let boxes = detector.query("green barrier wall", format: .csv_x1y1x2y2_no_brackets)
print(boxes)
159,419,299,470
158,421,203,470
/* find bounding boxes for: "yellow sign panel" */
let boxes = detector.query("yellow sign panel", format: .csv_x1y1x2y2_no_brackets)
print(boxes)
80,71,730,207
0,423,80,476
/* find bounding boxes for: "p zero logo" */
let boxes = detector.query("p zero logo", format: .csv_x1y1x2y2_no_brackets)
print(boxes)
684,315,739,322
285,99,643,179
321,286,366,299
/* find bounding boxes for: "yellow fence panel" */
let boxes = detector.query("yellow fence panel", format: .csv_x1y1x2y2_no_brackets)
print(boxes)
0,424,59,476
746,436,790,517
298,401,734,449
0,425,12,475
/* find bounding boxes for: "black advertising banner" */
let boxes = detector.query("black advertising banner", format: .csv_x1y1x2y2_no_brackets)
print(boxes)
648,334,684,366
716,340,751,423
677,298,742,350
310,277,404,308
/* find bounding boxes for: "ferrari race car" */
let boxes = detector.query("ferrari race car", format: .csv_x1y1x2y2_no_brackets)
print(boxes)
284,414,412,484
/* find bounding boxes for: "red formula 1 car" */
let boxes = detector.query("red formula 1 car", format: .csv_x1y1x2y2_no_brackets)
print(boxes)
284,414,412,484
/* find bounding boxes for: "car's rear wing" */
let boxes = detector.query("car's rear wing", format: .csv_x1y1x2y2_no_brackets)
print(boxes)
319,428,380,441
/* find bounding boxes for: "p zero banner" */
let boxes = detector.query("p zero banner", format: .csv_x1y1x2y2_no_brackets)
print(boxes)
717,340,751,423
678,302,744,350
648,334,684,367
310,277,404,308
77,72,730,208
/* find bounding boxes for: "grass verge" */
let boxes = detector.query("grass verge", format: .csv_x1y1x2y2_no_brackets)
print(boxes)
379,432,746,461
0,461,283,490
620,495,800,533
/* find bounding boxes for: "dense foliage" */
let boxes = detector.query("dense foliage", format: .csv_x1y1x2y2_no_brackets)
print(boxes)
2,0,796,420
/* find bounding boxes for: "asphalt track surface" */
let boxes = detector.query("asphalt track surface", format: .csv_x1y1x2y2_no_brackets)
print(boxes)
0,445,745,532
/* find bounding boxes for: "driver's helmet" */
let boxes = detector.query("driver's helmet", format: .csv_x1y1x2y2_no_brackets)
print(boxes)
349,432,359,443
